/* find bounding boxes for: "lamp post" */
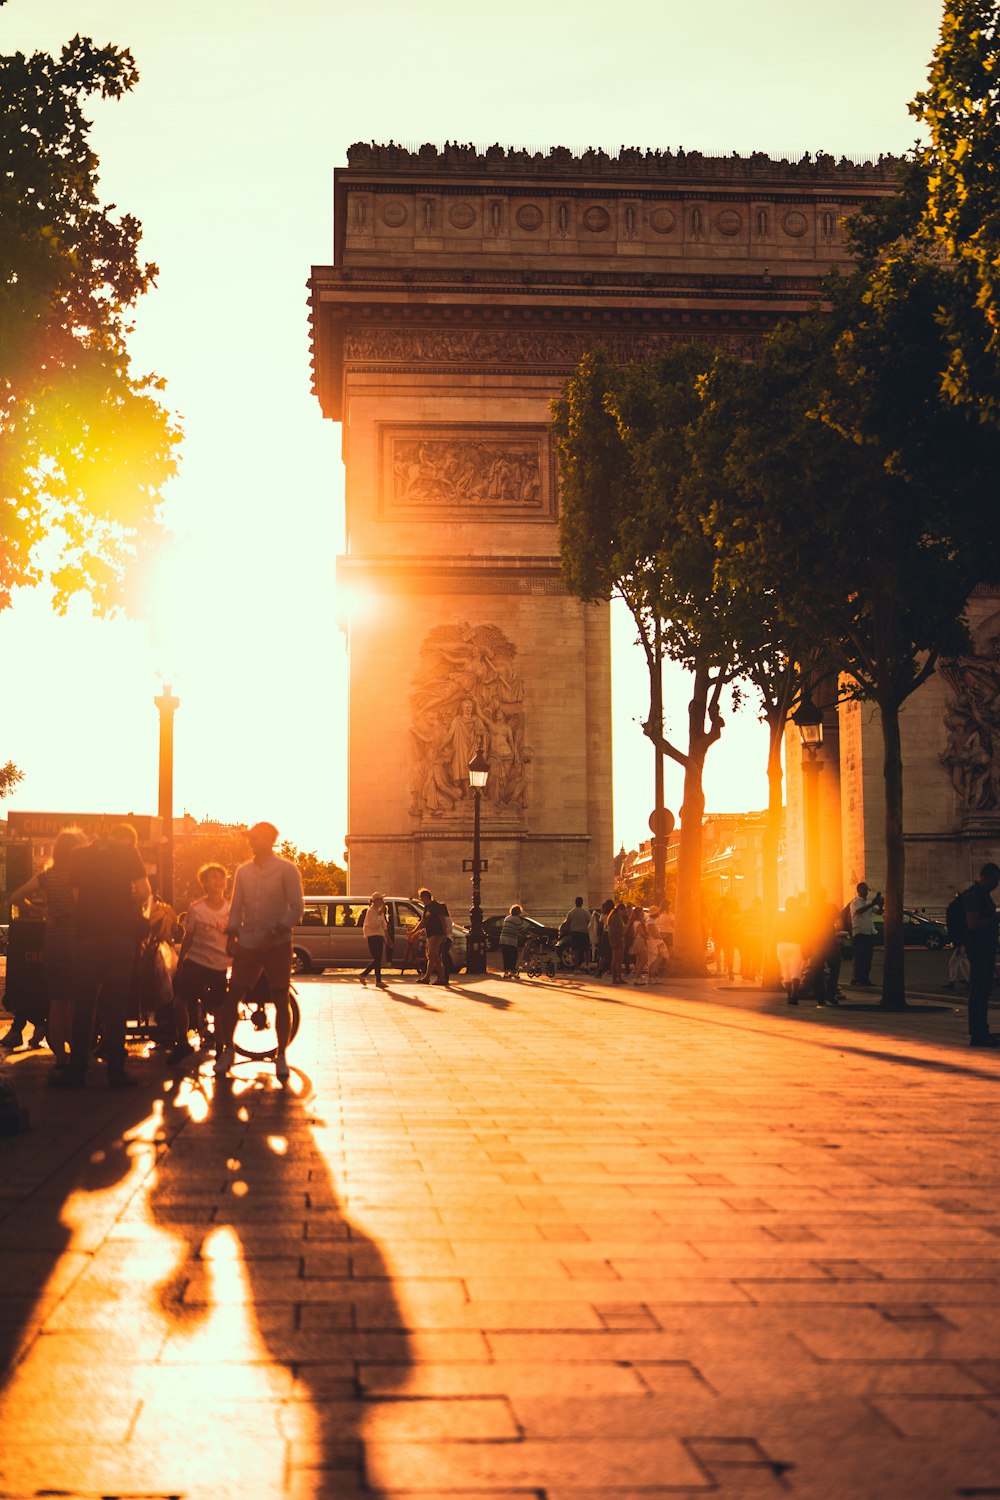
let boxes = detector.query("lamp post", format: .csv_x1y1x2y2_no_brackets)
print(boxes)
465,746,490,974
154,683,180,907
792,687,824,906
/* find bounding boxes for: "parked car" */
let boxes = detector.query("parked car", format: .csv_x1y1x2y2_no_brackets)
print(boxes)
483,914,560,952
839,909,949,956
292,896,467,973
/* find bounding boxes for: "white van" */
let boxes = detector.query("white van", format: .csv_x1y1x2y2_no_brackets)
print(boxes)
292,896,467,974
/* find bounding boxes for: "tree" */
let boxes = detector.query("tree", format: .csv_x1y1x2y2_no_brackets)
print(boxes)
553,344,741,972
0,29,180,612
689,350,837,986
172,831,347,908
172,829,252,909
911,0,1000,415
699,292,1000,1008
0,762,22,799
277,842,347,896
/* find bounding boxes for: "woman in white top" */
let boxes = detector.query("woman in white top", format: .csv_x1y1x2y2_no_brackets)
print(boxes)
628,908,649,985
172,863,232,1061
361,894,390,989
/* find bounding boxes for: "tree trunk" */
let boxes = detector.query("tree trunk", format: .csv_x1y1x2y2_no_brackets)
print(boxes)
879,698,908,1010
760,713,784,989
651,623,666,910
671,666,711,975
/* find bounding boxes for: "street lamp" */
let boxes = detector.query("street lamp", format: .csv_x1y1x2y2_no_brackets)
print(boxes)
792,687,824,905
465,746,490,974
154,683,180,907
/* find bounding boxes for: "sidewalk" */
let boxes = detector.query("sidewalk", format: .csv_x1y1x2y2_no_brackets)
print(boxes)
1,968,999,1499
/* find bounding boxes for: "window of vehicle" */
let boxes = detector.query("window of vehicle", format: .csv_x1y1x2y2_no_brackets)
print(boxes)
300,903,329,927
334,902,368,928
395,903,423,932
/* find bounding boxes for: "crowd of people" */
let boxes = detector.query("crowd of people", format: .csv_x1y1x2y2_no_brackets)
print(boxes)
4,847,998,1072
497,896,675,983
0,820,304,1087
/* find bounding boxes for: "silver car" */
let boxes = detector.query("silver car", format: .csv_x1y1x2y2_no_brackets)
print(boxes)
292,896,467,974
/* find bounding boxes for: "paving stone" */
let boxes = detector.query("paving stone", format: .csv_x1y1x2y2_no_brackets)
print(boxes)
365,1435,709,1490
2,974,1000,1496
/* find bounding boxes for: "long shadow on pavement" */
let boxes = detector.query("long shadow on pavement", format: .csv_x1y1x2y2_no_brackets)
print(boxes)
0,1056,412,1497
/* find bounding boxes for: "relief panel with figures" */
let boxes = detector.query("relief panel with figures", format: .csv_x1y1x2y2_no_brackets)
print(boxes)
380,425,555,520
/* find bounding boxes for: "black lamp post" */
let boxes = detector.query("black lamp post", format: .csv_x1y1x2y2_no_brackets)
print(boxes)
154,683,180,906
792,687,824,905
465,746,490,974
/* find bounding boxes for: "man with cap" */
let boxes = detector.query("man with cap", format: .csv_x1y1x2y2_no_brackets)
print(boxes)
217,822,304,1081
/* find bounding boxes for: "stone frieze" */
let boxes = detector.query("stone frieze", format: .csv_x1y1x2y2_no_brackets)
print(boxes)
392,437,543,508
346,327,755,366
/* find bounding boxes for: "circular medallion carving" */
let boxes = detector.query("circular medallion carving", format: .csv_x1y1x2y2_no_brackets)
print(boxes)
582,205,611,232
380,199,408,228
447,202,476,229
782,210,808,237
716,209,742,236
649,207,676,234
515,203,544,231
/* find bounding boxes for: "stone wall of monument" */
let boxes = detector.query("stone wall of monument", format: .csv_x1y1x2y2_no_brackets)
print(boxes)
835,590,1000,912
310,145,899,915
343,570,611,917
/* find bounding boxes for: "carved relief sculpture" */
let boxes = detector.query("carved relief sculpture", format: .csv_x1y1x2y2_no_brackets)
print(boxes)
939,638,1000,814
392,437,542,506
409,623,530,819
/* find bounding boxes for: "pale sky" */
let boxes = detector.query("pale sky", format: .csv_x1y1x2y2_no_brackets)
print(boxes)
1,0,945,861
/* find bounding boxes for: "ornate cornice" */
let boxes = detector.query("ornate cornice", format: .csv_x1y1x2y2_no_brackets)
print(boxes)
345,141,901,186
342,325,761,368
337,555,569,595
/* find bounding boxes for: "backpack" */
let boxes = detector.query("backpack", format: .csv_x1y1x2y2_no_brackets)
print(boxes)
840,902,852,934
945,893,967,946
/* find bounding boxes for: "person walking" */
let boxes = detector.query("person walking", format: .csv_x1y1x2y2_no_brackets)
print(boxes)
170,862,231,1062
712,896,735,979
775,894,805,1005
53,823,151,1089
943,890,969,991
627,907,649,985
595,899,614,977
848,881,880,987
8,826,88,1065
963,861,1000,1048
607,901,627,985
417,888,449,987
360,895,394,984
810,897,843,1007
499,904,527,978
217,822,304,1081
645,907,669,981
360,893,390,989
564,896,592,970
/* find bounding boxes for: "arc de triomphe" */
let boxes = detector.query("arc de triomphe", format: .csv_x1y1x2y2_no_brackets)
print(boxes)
308,143,895,913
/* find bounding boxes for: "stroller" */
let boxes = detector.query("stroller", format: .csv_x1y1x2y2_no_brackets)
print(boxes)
516,930,560,978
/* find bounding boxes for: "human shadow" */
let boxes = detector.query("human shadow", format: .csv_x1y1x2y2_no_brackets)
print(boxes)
380,984,442,1012
0,1055,412,1497
146,1062,413,1495
454,988,513,1010
0,1062,192,1496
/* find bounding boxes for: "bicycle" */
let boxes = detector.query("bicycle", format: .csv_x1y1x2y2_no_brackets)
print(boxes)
233,978,301,1060
191,974,301,1062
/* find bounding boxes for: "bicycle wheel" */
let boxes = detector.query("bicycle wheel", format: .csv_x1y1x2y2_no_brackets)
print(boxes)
233,989,301,1060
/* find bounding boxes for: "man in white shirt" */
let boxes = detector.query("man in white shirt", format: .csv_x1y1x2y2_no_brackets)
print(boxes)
217,822,304,1081
849,880,880,987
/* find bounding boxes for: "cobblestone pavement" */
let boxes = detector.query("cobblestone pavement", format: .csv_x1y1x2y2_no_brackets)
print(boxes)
1,970,999,1499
